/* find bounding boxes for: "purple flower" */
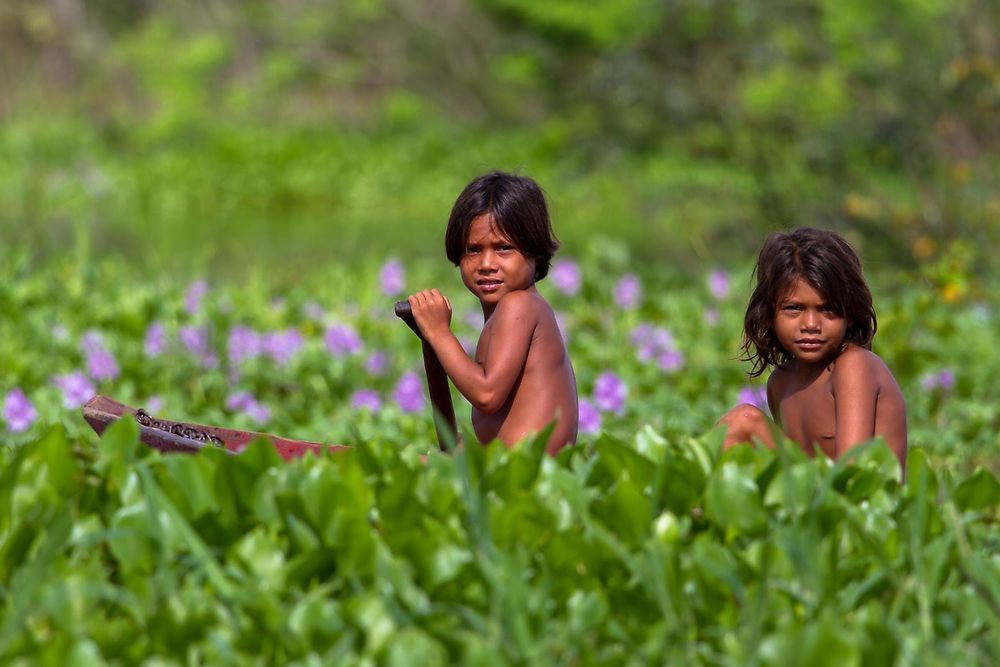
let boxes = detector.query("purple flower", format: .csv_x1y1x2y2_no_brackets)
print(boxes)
708,270,730,300
226,391,254,412
226,391,270,424
325,324,362,357
393,372,424,413
180,325,209,357
593,371,627,415
227,326,261,365
81,332,119,381
550,259,582,296
350,389,382,412
657,349,685,373
613,274,641,309
180,326,217,369
937,368,955,392
737,385,768,411
184,280,209,316
704,307,720,326
921,369,956,392
379,259,406,296
578,398,602,435
3,389,37,433
244,400,271,425
365,350,388,376
262,329,303,366
53,372,95,409
632,324,678,366
144,322,167,358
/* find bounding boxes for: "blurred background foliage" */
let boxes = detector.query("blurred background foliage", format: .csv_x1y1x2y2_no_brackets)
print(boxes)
0,0,997,283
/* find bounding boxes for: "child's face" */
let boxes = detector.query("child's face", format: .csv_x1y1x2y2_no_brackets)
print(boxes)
459,214,537,310
773,277,847,365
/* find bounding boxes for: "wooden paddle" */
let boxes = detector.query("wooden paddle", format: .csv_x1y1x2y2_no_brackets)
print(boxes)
394,300,458,451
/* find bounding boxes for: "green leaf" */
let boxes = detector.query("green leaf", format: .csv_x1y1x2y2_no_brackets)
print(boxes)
705,462,767,535
953,468,1000,511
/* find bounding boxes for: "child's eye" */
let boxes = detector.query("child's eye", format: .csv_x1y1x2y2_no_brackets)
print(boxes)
466,246,480,254
499,245,515,252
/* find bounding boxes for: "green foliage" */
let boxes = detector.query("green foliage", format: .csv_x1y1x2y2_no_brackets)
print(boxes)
2,419,999,663
0,0,997,276
0,250,997,662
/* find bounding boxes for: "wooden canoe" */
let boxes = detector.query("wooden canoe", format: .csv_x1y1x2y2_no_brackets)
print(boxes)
82,395,347,461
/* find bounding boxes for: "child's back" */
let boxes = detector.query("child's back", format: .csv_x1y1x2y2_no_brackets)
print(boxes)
470,289,577,451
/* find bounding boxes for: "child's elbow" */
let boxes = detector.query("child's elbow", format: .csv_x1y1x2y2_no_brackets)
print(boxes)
472,390,505,414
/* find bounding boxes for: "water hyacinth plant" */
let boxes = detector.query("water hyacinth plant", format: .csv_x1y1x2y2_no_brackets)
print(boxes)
0,251,996,664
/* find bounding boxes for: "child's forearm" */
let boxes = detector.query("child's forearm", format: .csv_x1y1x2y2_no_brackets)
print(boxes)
420,340,458,450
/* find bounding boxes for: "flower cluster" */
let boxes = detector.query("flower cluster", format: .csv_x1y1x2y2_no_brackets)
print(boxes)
226,391,271,424
82,332,119,381
920,368,955,392
325,324,363,357
379,259,406,297
392,372,424,413
613,274,641,310
737,385,769,413
3,388,37,433
631,324,684,372
550,259,581,296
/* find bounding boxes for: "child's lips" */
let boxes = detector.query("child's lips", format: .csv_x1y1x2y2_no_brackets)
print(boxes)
796,338,824,350
477,279,503,293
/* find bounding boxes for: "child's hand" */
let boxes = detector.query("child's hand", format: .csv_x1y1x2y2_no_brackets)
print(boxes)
407,289,453,340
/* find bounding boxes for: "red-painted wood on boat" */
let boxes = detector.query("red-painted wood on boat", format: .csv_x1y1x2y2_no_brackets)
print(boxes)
82,395,348,461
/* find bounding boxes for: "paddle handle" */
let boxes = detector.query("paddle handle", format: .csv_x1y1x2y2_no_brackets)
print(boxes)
394,299,422,338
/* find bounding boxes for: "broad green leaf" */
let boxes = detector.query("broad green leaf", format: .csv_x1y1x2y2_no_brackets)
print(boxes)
705,462,767,535
953,468,1000,511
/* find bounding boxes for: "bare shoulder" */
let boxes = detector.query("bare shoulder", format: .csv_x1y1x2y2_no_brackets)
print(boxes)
494,289,549,321
833,345,885,373
830,345,891,389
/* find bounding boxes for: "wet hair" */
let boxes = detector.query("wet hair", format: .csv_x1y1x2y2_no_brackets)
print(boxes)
741,227,877,378
444,171,560,281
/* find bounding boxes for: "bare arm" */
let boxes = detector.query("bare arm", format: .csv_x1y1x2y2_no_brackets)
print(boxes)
408,289,537,414
831,349,879,457
394,301,458,450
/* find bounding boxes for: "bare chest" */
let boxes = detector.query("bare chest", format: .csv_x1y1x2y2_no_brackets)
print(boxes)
777,372,837,457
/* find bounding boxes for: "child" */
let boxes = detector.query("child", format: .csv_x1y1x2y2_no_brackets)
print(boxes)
406,171,579,454
718,228,907,467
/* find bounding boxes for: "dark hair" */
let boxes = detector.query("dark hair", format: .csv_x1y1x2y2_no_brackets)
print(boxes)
741,228,877,378
444,171,560,281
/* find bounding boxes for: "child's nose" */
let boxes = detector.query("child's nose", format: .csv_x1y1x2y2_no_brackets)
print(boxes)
801,311,820,330
479,250,498,270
